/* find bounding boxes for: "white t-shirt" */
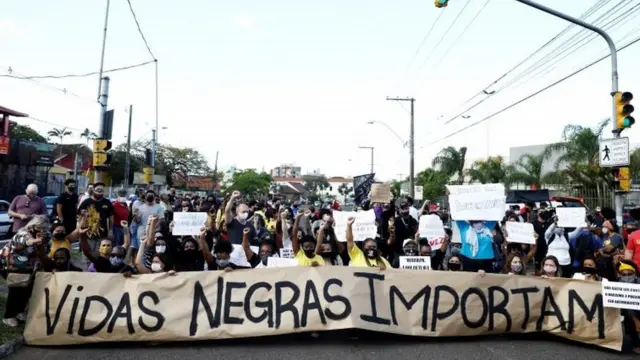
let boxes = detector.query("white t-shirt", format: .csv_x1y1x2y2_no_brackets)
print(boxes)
135,202,165,240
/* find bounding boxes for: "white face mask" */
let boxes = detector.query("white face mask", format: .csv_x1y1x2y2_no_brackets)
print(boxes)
238,212,249,221
543,265,557,275
602,228,609,234
151,263,163,273
322,214,330,222
155,245,166,254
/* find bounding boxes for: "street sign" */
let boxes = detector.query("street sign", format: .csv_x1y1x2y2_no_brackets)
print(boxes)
414,186,423,200
599,137,630,167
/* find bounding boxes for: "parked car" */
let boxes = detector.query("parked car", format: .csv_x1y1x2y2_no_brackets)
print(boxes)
0,200,14,238
43,196,58,219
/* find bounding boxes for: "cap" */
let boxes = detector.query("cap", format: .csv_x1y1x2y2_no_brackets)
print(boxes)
403,238,417,247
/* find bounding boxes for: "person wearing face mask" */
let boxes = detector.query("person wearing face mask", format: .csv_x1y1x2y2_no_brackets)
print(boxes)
573,255,602,281
502,253,526,275
8,183,47,234
174,237,205,272
37,246,83,272
391,202,419,261
239,227,278,268
79,219,132,273
133,191,165,257
315,218,344,266
346,217,389,269
78,182,115,257
391,237,420,269
543,216,576,278
539,255,561,278
289,210,324,267
224,190,257,245
446,254,463,271
78,185,94,208
199,236,236,272
111,189,130,247
135,242,175,275
48,218,83,258
457,220,496,273
55,179,79,235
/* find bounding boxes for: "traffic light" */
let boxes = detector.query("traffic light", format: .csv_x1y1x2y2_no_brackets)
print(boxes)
435,0,448,7
615,91,634,134
612,167,631,191
143,166,153,184
92,138,113,168
144,148,153,167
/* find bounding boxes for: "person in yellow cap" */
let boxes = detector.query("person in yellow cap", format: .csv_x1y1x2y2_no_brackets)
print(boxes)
618,260,638,283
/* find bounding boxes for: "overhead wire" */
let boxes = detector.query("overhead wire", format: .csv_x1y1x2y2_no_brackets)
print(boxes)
448,0,610,115
426,34,640,146
126,0,157,61
418,0,472,71
0,60,155,80
402,10,447,74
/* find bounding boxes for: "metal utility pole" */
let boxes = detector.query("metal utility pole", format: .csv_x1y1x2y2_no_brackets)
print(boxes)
154,60,159,146
151,128,157,179
73,151,80,185
514,0,622,224
386,97,415,198
358,146,374,174
124,105,133,189
94,76,110,183
96,0,110,102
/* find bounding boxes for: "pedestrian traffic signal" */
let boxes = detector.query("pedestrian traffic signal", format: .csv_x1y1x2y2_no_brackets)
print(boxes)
615,91,634,133
612,167,631,191
92,139,112,168
435,0,448,8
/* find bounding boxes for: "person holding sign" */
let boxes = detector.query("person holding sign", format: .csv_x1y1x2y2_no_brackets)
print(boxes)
346,217,389,269
456,220,496,273
241,227,278,269
291,212,324,267
544,217,576,278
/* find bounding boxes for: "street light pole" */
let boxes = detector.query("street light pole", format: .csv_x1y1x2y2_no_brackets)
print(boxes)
386,97,416,198
358,146,374,174
514,0,622,224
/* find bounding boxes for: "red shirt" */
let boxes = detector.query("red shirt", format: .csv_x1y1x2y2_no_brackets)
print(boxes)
112,201,130,227
627,230,640,269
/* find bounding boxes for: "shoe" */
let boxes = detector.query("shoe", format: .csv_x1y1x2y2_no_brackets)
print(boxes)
2,318,18,327
16,313,26,322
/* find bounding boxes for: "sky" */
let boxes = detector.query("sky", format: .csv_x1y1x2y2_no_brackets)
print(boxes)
2,0,640,182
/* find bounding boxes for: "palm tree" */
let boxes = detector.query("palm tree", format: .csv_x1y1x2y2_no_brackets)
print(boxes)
543,119,612,193
466,156,509,185
432,146,467,184
47,127,73,158
508,152,547,189
80,128,97,147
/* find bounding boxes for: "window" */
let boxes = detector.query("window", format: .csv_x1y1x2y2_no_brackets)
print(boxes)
0,202,8,213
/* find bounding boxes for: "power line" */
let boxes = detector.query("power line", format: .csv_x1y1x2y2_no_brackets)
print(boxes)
427,34,640,146
402,10,447,74
0,60,155,80
419,0,472,71
126,0,157,60
23,116,85,133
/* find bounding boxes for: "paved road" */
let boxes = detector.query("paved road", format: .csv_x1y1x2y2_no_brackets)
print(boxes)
8,333,633,360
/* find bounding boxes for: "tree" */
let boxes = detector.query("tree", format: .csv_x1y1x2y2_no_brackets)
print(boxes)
108,144,144,186
415,168,448,201
80,128,97,147
390,179,405,198
226,169,273,197
337,182,353,202
302,174,330,193
8,122,47,142
507,152,549,188
432,146,467,184
630,148,640,182
129,141,211,185
466,156,509,185
47,127,73,158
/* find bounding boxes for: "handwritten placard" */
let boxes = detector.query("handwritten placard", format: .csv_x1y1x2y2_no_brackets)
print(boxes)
332,210,377,242
230,244,260,267
280,247,295,259
602,280,640,311
399,256,431,270
419,214,446,248
172,212,208,235
370,183,392,203
556,207,586,228
505,222,535,244
267,257,298,268
446,184,505,221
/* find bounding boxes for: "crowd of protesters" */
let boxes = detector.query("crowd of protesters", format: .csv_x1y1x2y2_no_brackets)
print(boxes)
3,181,640,353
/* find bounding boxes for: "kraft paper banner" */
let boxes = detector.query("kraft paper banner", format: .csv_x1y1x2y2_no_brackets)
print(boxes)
24,268,622,351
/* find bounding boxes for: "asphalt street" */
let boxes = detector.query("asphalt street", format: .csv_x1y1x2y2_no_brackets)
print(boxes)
8,333,635,360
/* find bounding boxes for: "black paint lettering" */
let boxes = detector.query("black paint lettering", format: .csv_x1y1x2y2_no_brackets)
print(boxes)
567,290,605,339
354,272,391,325
487,286,511,332
511,286,539,330
107,292,134,334
301,280,327,327
430,285,459,332
224,281,246,325
389,285,431,329
45,285,72,336
536,286,566,332
275,281,301,329
189,281,216,336
66,286,82,335
244,282,273,327
460,288,488,329
77,295,113,336
138,290,165,332
323,278,351,321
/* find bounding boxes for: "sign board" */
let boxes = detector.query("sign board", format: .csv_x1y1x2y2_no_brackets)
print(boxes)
599,137,629,167
414,185,423,200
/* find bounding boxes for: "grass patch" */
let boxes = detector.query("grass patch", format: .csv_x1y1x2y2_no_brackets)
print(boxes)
0,295,24,343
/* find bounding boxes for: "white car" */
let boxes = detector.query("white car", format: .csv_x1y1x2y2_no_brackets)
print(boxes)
0,200,14,238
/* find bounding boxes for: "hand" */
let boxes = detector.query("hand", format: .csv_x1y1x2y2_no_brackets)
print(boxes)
231,190,241,199
120,220,129,229
541,275,549,279
243,228,250,235
379,265,385,271
224,267,234,272
167,270,177,276
20,214,26,221
508,272,514,275
311,261,320,267
199,227,207,237
169,221,175,230
296,212,304,219
347,217,355,225
415,231,420,240
477,270,486,277
122,271,133,278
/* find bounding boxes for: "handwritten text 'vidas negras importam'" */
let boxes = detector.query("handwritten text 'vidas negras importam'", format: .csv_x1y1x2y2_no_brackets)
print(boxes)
42,272,606,339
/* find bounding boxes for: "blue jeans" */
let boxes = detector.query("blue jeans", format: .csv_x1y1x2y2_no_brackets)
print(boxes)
129,223,140,249
112,226,124,247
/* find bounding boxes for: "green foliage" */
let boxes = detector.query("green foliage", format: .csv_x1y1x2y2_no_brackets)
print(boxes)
390,179,404,198
415,168,449,200
466,156,509,185
226,169,273,197
337,182,353,201
8,122,47,142
129,141,211,186
302,174,330,193
432,146,467,184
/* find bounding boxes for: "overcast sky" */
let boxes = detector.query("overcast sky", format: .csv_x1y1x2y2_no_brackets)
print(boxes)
2,0,640,181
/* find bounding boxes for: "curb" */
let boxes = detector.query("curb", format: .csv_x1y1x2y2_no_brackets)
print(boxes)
0,336,23,358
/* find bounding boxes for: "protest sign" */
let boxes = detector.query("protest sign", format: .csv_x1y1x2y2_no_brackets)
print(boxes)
505,222,535,245
419,215,445,248
26,268,622,351
446,184,505,221
332,210,377,242
370,183,392,203
399,256,431,270
267,257,298,268
602,280,640,311
280,248,295,259
556,208,587,228
172,212,208,236
230,244,259,267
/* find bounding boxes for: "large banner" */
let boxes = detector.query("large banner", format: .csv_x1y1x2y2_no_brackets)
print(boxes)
25,268,622,350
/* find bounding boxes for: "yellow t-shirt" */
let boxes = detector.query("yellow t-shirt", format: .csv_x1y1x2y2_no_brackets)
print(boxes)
266,218,276,233
348,245,391,268
295,249,325,267
49,238,71,258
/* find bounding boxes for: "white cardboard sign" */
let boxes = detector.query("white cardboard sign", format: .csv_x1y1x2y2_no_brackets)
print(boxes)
332,210,377,242
446,184,505,221
556,207,586,228
172,212,208,235
602,280,640,311
399,256,431,270
419,214,445,248
505,222,535,245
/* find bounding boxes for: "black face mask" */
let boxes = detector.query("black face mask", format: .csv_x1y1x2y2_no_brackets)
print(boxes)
146,195,155,202
404,248,418,256
364,248,377,259
53,232,66,240
448,262,461,271
303,249,315,258
400,211,410,218
582,266,598,275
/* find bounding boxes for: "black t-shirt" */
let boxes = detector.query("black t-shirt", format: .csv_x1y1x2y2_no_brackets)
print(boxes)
93,255,136,273
41,261,83,272
79,197,114,239
56,192,79,226
393,215,419,254
227,218,257,246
